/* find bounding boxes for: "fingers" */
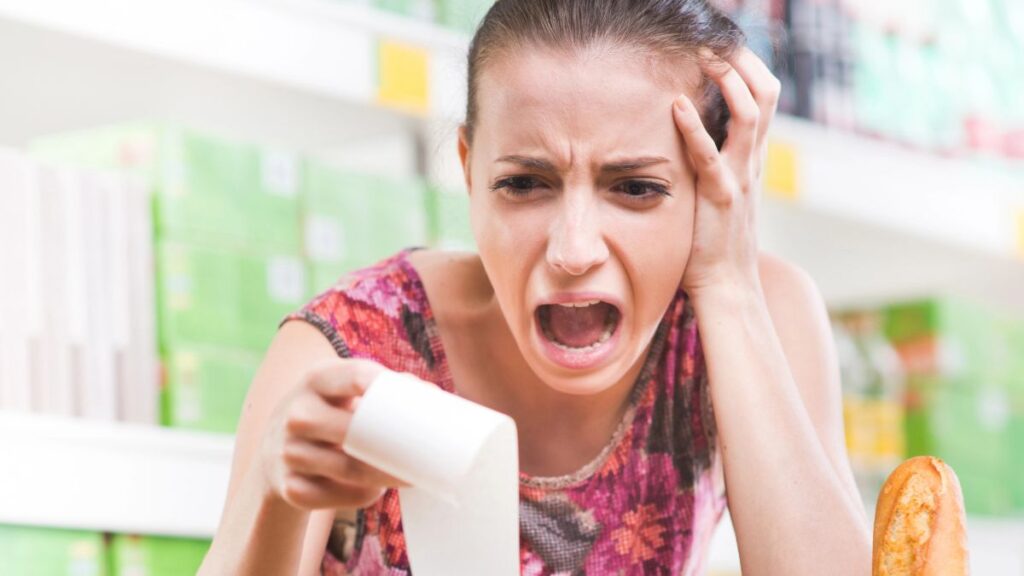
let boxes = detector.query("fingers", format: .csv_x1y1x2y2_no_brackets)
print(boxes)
728,47,782,152
285,392,351,445
700,53,759,165
304,358,382,408
283,439,409,489
280,473,385,510
672,94,732,206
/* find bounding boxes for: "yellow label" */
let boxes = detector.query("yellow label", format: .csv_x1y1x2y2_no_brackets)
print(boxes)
1015,209,1024,259
765,140,800,201
377,40,430,116
843,397,905,464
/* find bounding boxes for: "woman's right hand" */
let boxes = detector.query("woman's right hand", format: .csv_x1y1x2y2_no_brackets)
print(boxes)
260,358,408,511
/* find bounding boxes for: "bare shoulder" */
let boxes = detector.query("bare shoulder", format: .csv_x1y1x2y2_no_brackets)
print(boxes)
405,249,494,321
757,250,828,323
757,251,819,300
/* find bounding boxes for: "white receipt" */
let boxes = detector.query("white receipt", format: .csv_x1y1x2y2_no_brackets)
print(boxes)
343,370,520,575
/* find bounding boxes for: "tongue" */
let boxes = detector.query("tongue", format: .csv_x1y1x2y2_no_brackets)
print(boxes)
546,303,612,348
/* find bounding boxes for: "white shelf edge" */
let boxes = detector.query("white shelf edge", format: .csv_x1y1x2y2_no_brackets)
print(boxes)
768,116,1024,262
0,411,234,538
0,0,471,122
709,509,1024,574
261,0,471,52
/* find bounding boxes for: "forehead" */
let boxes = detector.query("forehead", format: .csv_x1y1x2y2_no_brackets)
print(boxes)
473,45,703,150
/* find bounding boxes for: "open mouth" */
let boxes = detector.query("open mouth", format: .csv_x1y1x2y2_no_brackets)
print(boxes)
536,300,621,352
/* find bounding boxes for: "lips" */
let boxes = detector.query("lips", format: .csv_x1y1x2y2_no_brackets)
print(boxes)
537,301,620,349
533,295,623,371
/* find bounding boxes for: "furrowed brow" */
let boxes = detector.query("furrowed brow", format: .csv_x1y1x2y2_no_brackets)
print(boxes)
600,157,671,173
495,155,556,171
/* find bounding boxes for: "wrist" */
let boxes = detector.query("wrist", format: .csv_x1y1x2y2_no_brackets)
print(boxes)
687,279,766,312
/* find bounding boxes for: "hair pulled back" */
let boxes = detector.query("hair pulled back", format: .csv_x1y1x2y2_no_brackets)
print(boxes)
465,0,746,149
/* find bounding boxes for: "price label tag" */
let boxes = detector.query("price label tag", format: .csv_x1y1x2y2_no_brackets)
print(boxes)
377,39,430,116
765,140,800,201
1016,209,1024,260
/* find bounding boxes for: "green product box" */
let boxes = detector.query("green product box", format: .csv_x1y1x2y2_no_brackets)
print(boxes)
0,525,106,576
156,241,241,351
237,253,308,351
108,534,210,576
31,122,302,255
161,343,261,433
375,0,434,19
370,174,430,260
915,385,1017,516
434,0,492,33
1006,320,1024,512
426,184,475,251
308,262,352,299
156,241,306,353
884,298,1014,384
303,161,378,276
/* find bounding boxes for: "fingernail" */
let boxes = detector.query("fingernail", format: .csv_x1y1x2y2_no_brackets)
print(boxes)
675,94,689,110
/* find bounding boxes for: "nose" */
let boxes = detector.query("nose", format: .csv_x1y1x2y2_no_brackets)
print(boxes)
546,192,609,276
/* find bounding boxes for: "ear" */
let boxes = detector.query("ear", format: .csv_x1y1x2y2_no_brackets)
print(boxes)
457,124,472,193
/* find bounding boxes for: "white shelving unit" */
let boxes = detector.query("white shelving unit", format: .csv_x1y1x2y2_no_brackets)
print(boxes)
761,116,1024,314
708,510,1024,575
0,0,1022,571
0,412,233,537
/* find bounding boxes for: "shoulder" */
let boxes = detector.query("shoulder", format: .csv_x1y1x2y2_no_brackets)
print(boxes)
305,249,426,322
405,248,495,328
284,250,437,364
757,250,830,333
757,251,822,304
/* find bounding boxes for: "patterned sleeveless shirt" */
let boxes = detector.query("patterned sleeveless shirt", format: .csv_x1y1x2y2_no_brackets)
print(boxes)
282,248,727,575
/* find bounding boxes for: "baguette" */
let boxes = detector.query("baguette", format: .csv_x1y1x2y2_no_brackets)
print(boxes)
872,456,970,575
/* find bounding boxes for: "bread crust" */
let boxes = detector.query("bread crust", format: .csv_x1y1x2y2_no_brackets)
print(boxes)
872,456,970,575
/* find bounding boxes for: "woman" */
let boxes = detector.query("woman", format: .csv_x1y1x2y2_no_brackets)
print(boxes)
201,0,871,573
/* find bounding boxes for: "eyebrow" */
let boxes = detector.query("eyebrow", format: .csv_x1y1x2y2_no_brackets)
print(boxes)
495,154,670,173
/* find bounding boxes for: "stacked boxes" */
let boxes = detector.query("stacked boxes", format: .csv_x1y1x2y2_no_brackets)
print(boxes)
883,298,1022,515
303,161,377,293
425,184,475,251
302,161,430,296
0,527,212,576
32,125,447,433
375,0,435,20
433,0,494,33
365,0,494,33
107,535,210,576
33,124,307,434
0,525,107,576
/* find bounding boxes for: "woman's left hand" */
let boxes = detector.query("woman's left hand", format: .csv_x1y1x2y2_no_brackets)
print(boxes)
674,47,781,299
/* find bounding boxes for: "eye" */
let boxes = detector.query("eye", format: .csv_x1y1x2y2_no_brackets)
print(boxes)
490,175,545,197
612,180,671,200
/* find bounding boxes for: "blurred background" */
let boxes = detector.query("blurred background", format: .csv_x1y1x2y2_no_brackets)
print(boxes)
0,0,1020,574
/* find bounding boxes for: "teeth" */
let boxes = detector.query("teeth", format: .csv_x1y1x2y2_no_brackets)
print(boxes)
556,300,600,308
542,318,616,353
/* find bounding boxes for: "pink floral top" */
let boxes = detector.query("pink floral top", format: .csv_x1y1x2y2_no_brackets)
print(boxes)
282,248,727,575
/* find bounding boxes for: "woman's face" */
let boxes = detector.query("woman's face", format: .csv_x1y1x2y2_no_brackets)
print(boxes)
460,45,701,396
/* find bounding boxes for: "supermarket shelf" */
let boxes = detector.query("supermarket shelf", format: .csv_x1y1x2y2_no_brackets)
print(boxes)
0,410,1022,570
767,116,1024,259
708,510,1024,575
2,0,1023,313
0,412,233,537
0,0,467,113
0,0,467,166
762,116,1024,314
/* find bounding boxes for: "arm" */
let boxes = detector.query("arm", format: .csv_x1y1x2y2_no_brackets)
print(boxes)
693,254,870,575
671,47,870,574
199,321,396,575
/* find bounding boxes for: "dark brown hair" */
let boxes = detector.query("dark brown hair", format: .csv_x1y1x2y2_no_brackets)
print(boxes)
464,0,746,149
